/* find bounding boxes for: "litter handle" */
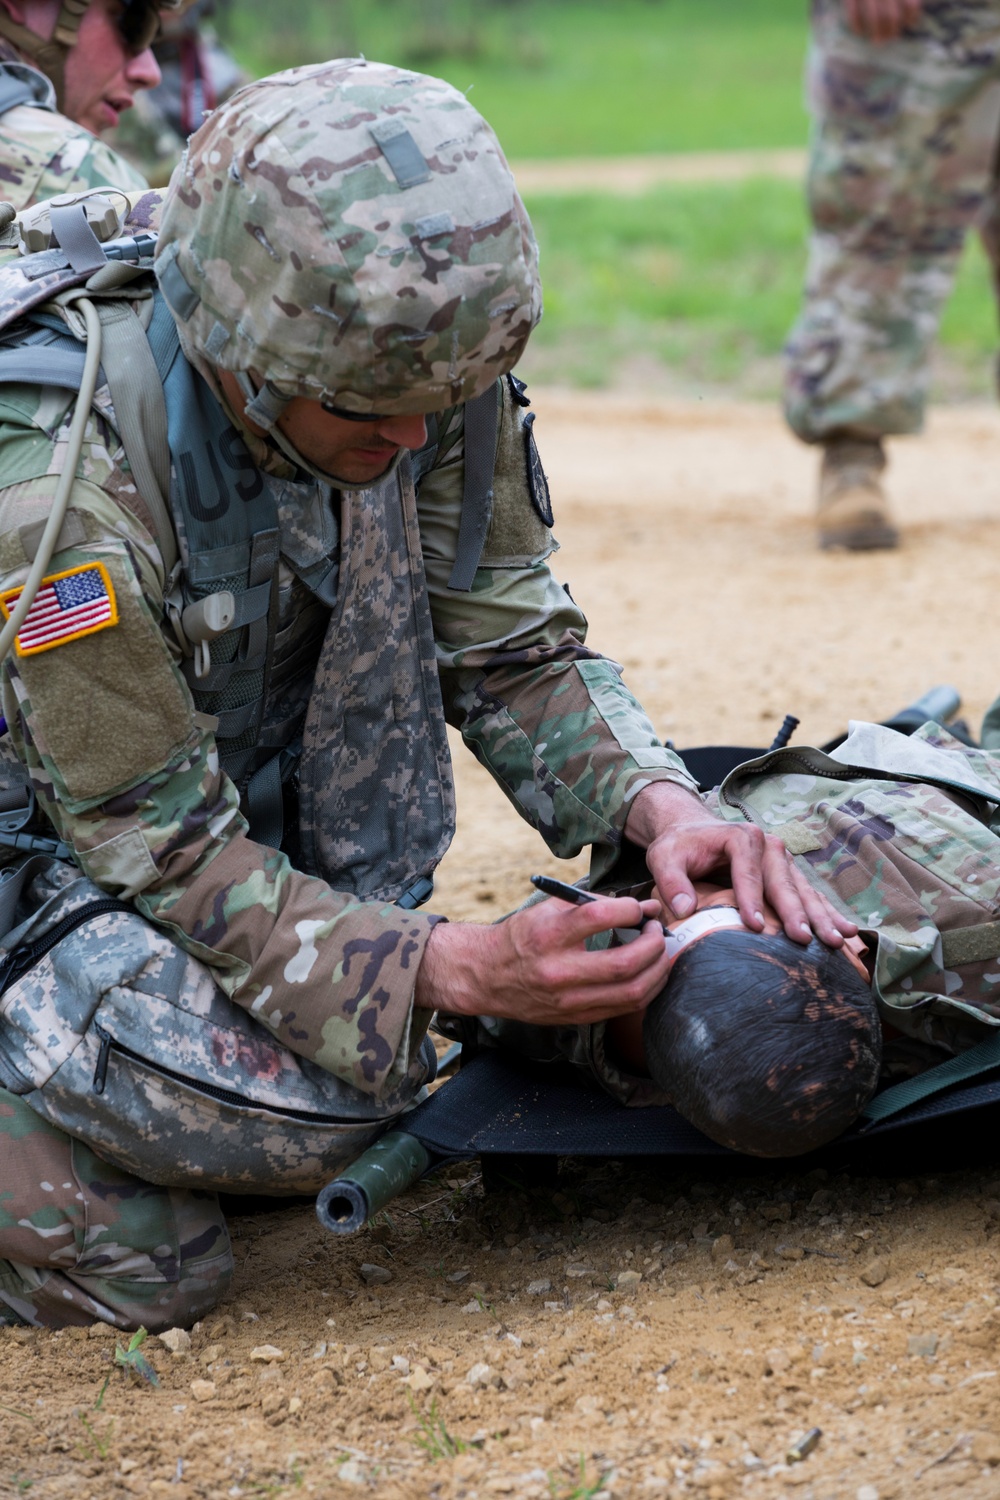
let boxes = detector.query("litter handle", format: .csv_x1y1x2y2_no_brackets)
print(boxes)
316,1129,433,1235
884,684,961,733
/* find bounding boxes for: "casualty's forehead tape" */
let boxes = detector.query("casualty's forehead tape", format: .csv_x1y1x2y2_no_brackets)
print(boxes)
663,905,748,966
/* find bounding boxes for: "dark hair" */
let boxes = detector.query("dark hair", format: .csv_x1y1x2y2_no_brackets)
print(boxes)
642,930,881,1157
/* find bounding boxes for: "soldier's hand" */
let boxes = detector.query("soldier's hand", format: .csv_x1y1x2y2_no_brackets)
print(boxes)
845,0,921,40
416,895,672,1025
624,782,856,949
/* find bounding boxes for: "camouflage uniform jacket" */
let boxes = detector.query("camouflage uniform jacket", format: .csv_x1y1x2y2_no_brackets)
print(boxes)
0,279,695,1101
0,52,147,210
480,720,1000,1109
713,720,1000,1057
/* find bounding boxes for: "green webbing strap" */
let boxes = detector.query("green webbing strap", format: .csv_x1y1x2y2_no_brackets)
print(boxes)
860,1028,1000,1128
448,382,499,591
939,921,1000,967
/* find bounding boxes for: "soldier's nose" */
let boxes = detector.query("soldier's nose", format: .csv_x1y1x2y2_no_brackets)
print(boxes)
375,414,428,451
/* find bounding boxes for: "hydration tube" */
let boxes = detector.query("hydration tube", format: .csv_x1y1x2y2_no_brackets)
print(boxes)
0,296,103,661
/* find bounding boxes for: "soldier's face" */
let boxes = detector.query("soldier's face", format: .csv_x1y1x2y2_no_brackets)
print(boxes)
276,399,429,485
18,0,161,133
221,372,430,485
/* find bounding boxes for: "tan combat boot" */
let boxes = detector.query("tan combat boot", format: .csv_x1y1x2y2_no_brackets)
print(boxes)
817,436,898,551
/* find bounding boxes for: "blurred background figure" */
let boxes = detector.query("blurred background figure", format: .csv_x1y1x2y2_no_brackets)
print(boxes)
0,0,171,206
784,0,1000,552
109,0,247,185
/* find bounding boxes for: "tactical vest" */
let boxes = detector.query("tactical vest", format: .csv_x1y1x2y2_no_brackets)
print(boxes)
0,205,499,904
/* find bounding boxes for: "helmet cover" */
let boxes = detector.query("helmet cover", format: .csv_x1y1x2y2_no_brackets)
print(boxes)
154,58,543,416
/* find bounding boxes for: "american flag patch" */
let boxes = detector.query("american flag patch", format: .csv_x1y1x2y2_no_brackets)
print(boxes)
0,562,118,657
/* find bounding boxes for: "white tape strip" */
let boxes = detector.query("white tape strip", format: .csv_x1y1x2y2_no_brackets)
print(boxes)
663,905,747,966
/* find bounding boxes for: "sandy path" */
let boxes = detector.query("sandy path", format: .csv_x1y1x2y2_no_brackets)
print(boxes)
509,149,807,196
6,398,1000,1500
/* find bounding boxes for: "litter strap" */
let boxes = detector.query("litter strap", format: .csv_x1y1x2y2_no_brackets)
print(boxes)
861,1029,1000,1127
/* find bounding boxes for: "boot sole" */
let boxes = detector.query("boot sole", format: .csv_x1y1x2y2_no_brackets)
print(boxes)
818,520,900,552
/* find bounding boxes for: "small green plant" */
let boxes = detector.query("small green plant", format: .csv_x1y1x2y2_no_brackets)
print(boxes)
549,1456,606,1500
246,1467,305,1498
113,1325,160,1387
76,1412,115,1463
409,1395,468,1461
10,1475,32,1494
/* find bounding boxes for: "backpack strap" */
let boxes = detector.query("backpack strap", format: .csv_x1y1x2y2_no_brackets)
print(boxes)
89,296,175,573
0,62,55,119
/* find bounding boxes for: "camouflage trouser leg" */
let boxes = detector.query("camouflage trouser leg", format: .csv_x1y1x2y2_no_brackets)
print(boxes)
0,1089,233,1330
784,0,1000,443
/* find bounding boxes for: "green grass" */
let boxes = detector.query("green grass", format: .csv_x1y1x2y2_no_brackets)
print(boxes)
514,178,999,397
222,0,810,157
217,1,998,399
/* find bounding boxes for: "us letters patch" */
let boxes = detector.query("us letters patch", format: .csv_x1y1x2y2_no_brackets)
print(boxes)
523,411,553,527
0,561,118,656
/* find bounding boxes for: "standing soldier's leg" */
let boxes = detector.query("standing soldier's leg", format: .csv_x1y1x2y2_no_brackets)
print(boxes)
0,1091,233,1329
784,0,1000,549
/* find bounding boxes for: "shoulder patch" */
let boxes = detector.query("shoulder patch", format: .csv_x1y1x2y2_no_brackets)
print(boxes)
523,410,553,527
0,560,117,656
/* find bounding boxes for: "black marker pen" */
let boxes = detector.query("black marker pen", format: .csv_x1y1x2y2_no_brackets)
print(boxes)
529,874,657,938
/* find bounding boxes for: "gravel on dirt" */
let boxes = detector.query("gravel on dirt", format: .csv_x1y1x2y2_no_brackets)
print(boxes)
6,396,1000,1500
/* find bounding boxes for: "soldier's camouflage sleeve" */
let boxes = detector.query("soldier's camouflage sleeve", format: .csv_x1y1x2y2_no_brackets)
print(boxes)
0,103,147,210
0,385,436,1101
418,377,699,866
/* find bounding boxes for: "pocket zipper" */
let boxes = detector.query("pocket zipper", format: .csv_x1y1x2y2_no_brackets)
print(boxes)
0,897,134,997
91,1024,370,1125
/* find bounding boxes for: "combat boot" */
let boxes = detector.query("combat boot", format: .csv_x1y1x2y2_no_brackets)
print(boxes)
817,436,898,551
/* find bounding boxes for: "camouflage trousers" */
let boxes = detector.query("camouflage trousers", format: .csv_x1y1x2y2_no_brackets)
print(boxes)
785,0,1000,443
0,856,433,1328
0,1089,232,1330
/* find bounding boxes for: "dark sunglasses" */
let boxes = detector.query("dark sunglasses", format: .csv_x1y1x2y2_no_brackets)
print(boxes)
118,1,161,55
320,400,386,422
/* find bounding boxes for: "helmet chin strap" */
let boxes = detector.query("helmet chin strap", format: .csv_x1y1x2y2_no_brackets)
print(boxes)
233,372,406,491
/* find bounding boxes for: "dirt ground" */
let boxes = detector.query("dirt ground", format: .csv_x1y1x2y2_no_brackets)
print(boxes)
5,396,1000,1500
508,149,807,195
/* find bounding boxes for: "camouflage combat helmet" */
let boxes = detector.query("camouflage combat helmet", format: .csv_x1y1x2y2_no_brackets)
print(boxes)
0,0,185,110
154,58,543,424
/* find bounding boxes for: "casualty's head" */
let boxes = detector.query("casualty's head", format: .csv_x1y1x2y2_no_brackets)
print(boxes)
0,0,177,129
153,58,543,486
641,889,881,1157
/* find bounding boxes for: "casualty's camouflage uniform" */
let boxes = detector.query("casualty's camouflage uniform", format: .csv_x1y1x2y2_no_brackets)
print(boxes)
784,0,1000,443
487,721,1000,1108
0,45,146,211
0,63,697,1326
